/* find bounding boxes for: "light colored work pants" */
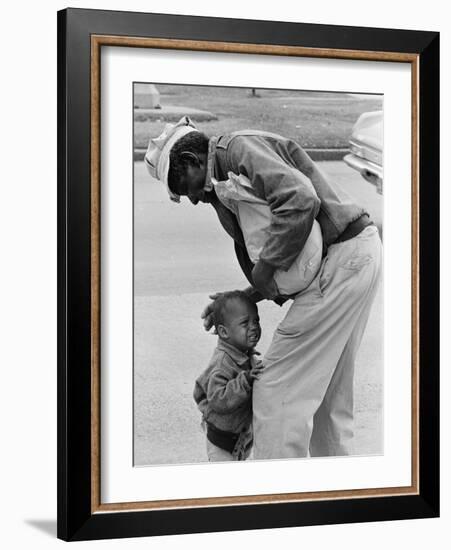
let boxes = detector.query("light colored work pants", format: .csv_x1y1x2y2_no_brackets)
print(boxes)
252,226,382,459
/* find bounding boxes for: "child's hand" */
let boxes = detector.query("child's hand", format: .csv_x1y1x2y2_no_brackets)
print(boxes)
250,360,265,380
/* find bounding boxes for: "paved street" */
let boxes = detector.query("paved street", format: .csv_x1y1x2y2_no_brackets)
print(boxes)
133,160,383,465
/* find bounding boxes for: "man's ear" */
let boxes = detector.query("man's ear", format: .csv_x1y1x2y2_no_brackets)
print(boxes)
217,325,228,339
180,151,201,167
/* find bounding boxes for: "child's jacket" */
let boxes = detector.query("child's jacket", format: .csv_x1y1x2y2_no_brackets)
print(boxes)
193,340,256,435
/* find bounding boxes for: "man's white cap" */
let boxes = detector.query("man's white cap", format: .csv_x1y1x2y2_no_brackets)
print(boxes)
144,116,199,203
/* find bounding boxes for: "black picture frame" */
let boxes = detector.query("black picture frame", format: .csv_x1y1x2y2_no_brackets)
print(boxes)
57,7,439,542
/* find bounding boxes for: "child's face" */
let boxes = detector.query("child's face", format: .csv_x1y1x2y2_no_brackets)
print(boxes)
222,299,261,352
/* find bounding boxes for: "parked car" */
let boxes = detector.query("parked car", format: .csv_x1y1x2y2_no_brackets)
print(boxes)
344,110,383,194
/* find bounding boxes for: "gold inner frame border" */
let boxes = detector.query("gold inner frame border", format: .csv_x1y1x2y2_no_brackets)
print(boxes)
90,34,420,514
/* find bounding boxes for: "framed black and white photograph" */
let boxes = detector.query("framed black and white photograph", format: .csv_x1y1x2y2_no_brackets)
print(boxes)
57,8,439,541
132,83,384,469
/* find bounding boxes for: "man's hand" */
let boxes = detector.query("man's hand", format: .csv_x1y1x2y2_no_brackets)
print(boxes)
200,292,224,333
252,260,278,299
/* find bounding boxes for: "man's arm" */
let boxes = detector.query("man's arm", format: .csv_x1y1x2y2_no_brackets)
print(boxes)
242,285,264,304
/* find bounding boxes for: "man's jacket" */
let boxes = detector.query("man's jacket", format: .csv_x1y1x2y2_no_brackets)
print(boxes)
205,130,368,300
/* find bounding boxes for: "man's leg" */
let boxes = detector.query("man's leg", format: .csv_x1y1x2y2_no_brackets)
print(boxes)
309,281,380,456
253,227,382,459
309,228,382,456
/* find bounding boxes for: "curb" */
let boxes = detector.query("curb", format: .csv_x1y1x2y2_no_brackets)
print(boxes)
134,107,217,123
134,148,349,162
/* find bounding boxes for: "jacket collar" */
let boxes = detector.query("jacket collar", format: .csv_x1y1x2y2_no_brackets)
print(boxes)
205,136,218,190
216,339,251,367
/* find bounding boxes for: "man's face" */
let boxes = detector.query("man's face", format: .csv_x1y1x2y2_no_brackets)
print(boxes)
221,299,261,352
177,159,210,204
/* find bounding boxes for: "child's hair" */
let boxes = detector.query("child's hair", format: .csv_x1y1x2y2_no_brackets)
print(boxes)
168,131,209,195
212,290,257,330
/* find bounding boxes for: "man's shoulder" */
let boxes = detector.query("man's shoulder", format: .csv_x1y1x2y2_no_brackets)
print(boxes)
216,130,285,151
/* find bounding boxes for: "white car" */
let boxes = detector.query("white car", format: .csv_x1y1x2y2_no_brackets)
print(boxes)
344,110,383,194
